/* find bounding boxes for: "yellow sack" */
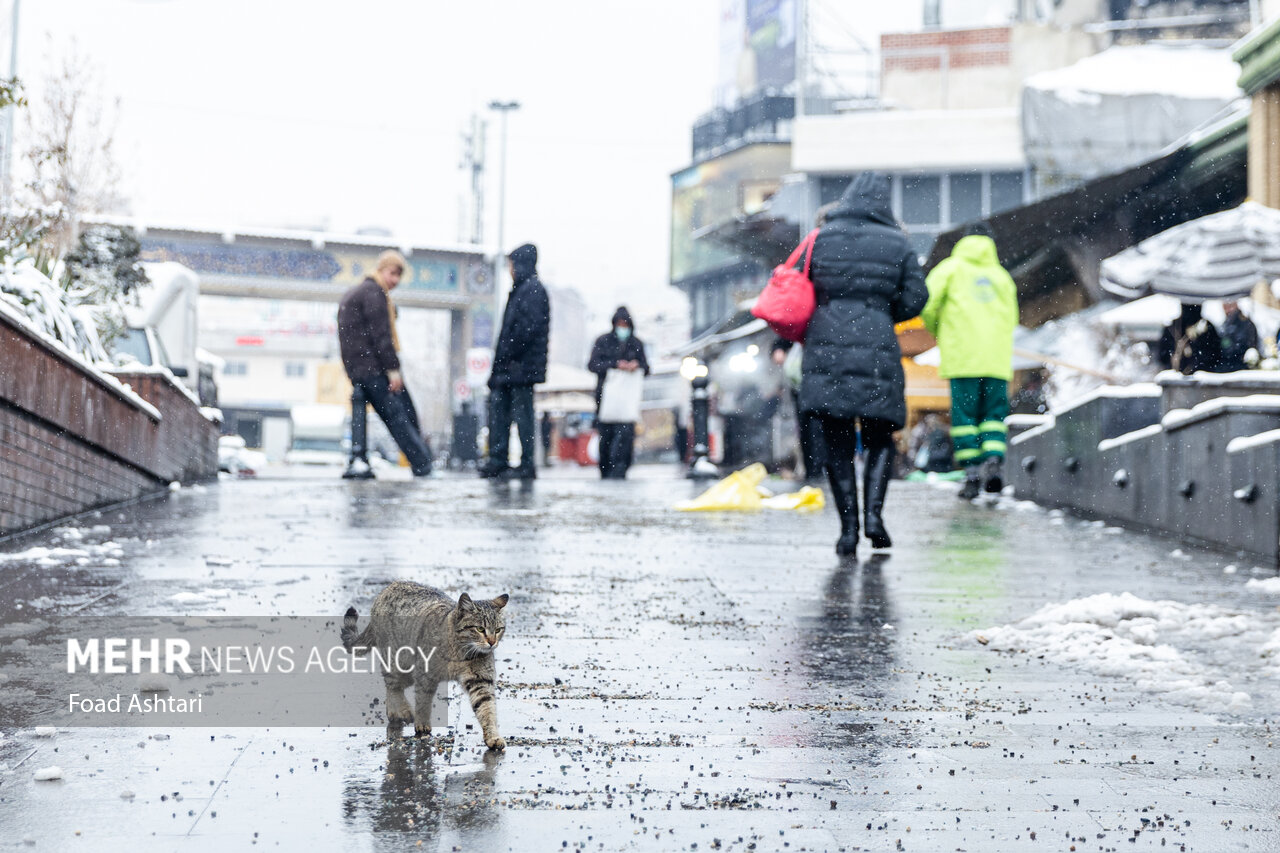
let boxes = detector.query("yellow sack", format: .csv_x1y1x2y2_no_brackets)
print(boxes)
674,463,767,511
675,464,824,512
761,485,825,511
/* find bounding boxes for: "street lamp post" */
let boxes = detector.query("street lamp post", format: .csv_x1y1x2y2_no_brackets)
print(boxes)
487,100,520,333
2,0,21,203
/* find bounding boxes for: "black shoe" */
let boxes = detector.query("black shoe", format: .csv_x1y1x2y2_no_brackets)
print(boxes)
981,457,1003,493
513,466,536,481
958,476,981,500
477,460,505,479
342,459,376,480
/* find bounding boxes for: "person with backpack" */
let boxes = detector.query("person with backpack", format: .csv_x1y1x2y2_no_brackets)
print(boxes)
921,223,1019,500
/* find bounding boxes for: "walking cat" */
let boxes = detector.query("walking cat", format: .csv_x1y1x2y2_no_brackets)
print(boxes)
342,580,509,750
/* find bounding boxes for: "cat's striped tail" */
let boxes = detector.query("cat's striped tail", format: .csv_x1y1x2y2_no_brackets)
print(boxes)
341,607,373,655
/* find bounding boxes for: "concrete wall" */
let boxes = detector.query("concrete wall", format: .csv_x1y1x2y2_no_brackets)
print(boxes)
1010,381,1280,563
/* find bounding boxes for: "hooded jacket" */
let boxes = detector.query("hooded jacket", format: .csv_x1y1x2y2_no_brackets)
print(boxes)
337,276,400,381
921,235,1019,381
587,307,650,406
490,244,551,387
797,172,929,428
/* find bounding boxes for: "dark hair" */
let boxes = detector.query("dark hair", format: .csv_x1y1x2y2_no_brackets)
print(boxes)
964,222,995,239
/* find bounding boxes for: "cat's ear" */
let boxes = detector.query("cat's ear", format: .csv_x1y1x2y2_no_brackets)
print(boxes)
490,594,509,610
457,593,475,611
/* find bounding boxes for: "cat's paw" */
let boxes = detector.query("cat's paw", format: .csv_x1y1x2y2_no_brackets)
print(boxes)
485,735,506,751
414,724,431,738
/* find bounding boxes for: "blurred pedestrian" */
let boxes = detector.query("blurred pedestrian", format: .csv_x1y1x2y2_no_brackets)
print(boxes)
479,243,550,481
771,339,826,482
588,307,650,479
540,411,554,467
1156,303,1219,375
1217,300,1260,372
799,172,929,558
337,250,433,479
922,222,1019,500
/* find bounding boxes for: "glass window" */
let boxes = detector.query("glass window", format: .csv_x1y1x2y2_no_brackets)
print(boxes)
901,176,941,225
949,173,983,225
819,176,851,206
989,171,1025,214
907,230,937,261
224,362,248,376
285,362,305,378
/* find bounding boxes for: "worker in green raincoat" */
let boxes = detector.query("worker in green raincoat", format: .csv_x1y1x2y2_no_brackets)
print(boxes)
922,223,1019,500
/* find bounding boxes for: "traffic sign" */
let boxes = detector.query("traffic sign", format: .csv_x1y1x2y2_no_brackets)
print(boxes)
465,347,492,387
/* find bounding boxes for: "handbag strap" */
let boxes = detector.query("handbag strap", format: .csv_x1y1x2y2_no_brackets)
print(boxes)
785,228,819,276
801,228,818,278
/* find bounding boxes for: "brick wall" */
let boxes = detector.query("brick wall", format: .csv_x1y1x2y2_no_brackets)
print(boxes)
0,312,219,537
882,27,1012,73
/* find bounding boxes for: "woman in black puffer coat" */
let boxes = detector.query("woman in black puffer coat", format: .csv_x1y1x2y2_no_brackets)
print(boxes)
798,172,929,558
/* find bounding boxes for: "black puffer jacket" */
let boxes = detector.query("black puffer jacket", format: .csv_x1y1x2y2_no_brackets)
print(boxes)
490,244,550,387
798,173,929,428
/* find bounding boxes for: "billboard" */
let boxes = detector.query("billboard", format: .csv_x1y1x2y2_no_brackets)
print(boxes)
670,143,792,283
718,0,797,106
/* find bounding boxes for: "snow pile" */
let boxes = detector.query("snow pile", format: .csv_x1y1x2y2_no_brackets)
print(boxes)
974,592,1272,710
1245,577,1280,594
0,531,124,568
170,589,233,606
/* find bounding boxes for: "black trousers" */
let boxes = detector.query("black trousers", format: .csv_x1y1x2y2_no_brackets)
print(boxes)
819,415,894,483
348,375,433,475
488,383,535,471
597,421,636,479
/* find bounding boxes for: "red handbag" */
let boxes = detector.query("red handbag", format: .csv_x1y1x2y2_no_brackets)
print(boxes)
752,228,818,343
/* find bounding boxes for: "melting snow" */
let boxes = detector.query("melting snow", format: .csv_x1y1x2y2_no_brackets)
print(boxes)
1245,577,1280,594
973,592,1275,711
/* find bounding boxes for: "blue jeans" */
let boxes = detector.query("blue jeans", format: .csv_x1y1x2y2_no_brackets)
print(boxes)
349,375,433,475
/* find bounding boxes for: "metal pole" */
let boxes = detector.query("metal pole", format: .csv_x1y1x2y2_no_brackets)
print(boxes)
488,100,520,333
687,375,716,479
2,0,20,204
794,0,806,120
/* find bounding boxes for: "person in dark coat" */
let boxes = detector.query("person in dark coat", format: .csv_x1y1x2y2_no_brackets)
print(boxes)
798,172,929,558
337,250,433,478
771,338,827,483
1156,303,1219,375
588,306,650,479
480,243,550,480
1217,300,1260,372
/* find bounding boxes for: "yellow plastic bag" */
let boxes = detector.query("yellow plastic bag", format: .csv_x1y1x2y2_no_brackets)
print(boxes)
675,464,824,512
761,485,825,511
674,463,767,511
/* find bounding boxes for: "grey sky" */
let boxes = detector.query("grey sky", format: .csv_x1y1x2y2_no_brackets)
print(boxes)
9,1,926,320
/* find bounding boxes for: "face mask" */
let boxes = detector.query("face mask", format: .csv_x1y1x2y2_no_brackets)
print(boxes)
615,327,631,341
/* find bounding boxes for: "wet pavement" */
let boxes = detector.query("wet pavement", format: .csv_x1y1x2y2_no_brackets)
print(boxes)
0,464,1278,851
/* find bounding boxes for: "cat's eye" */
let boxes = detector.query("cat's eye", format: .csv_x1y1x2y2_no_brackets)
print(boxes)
473,627,484,633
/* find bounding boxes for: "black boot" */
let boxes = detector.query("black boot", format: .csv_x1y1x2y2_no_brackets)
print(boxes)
863,444,894,550
828,475,860,557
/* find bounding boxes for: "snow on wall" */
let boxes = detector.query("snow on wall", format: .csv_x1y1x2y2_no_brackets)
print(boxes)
973,592,1275,710
1,260,160,420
